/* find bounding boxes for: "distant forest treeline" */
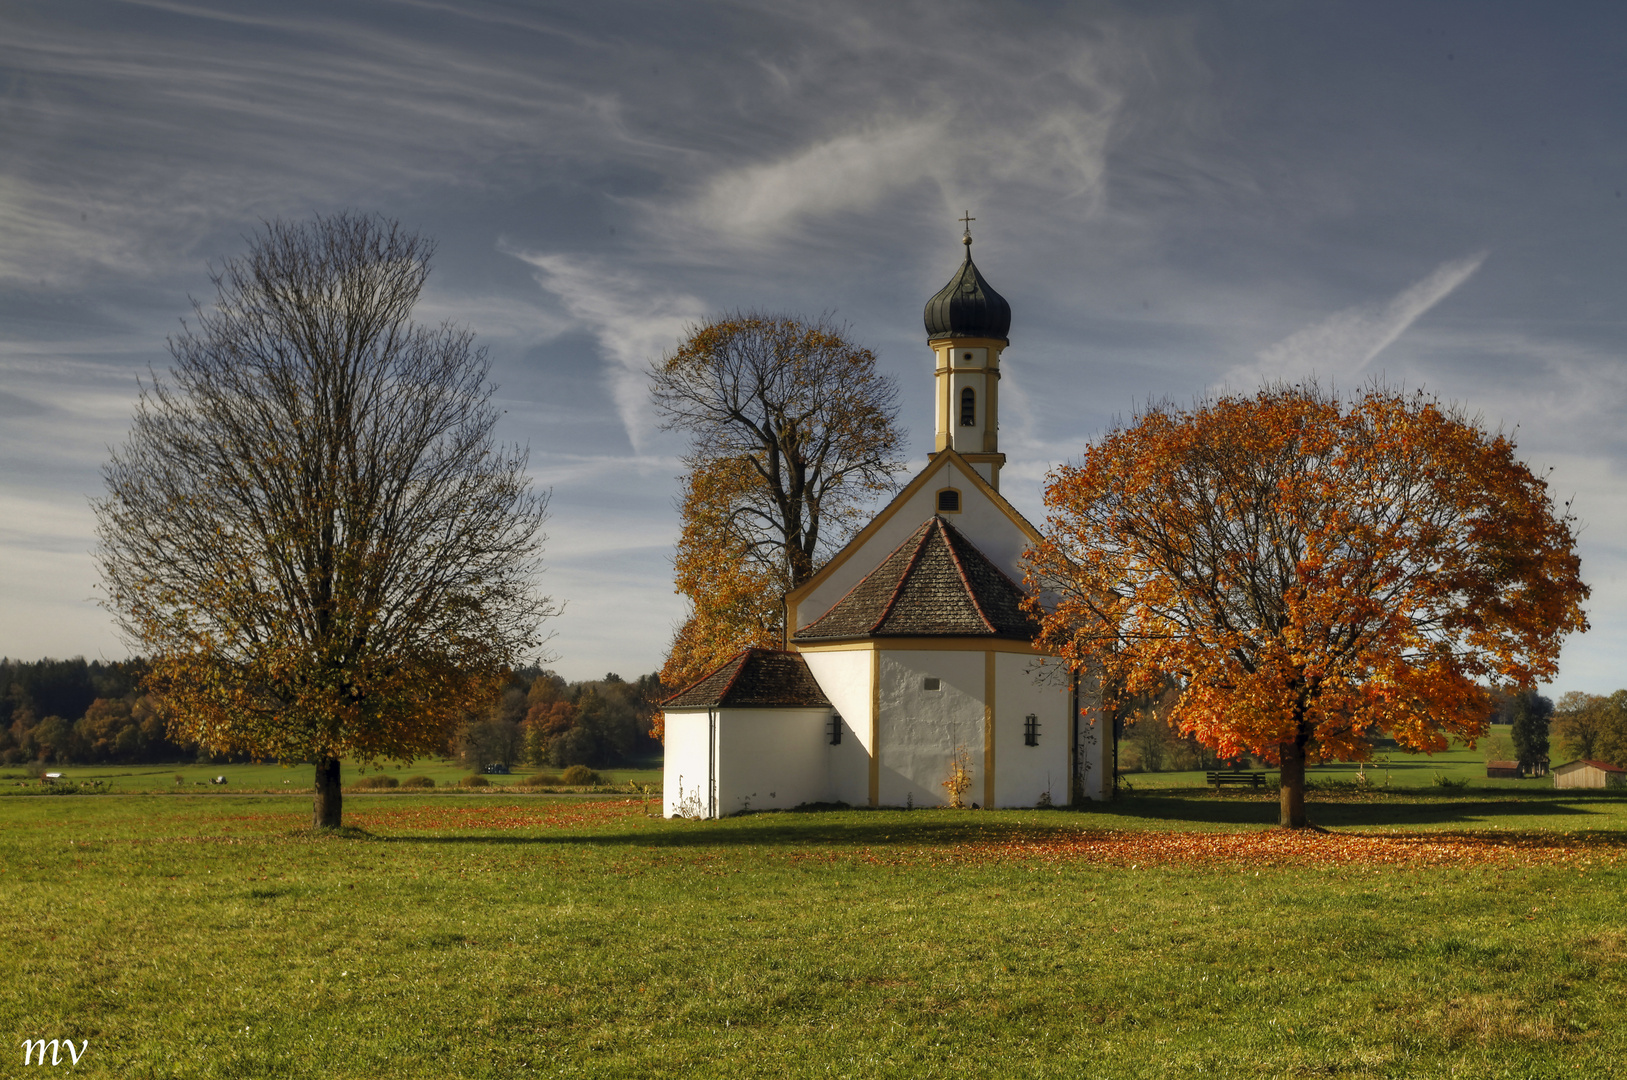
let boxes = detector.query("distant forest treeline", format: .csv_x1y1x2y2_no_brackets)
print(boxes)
1,658,665,769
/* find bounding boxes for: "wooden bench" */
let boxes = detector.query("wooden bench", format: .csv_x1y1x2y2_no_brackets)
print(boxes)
1206,770,1266,788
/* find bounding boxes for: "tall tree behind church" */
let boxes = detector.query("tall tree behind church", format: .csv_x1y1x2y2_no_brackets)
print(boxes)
650,314,906,700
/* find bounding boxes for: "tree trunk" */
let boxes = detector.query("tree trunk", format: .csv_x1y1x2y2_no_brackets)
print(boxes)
314,755,342,829
1278,724,1308,829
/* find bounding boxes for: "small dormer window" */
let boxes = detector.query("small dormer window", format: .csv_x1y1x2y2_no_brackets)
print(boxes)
922,677,941,691
937,488,960,513
960,388,976,427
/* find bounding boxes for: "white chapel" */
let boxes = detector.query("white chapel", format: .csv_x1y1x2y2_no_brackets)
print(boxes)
662,232,1110,817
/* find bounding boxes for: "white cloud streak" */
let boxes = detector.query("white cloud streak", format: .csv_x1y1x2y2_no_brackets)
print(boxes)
1233,252,1489,387
504,250,707,453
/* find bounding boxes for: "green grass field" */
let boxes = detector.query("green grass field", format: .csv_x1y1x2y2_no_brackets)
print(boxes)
4,788,1626,1078
1120,724,1553,792
0,759,664,795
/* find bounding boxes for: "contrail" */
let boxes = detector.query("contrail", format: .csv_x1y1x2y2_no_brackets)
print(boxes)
1239,251,1489,385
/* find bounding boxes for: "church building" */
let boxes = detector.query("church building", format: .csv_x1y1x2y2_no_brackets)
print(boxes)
661,231,1109,817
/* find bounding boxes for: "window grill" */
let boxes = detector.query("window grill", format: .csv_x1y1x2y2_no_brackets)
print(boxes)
960,387,976,426
828,713,843,745
1024,713,1040,746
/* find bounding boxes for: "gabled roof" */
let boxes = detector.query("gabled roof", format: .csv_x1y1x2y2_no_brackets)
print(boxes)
660,648,832,709
793,515,1037,642
783,446,1039,616
1557,759,1627,773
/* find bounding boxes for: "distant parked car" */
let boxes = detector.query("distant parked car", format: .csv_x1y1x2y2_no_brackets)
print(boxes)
482,764,511,775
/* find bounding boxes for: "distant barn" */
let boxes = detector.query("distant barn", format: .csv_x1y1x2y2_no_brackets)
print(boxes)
1553,760,1627,790
1485,760,1522,779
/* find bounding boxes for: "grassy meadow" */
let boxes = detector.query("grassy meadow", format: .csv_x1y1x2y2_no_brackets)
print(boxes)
1121,724,1552,791
4,787,1626,1078
0,759,663,796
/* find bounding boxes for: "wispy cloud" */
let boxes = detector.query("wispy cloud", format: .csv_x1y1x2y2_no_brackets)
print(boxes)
1231,252,1488,387
504,249,707,453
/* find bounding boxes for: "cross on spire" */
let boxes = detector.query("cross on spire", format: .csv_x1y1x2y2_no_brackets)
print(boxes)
959,211,975,236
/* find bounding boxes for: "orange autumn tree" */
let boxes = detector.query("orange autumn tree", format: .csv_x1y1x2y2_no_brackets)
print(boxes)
1027,383,1588,828
658,457,787,712
650,313,906,705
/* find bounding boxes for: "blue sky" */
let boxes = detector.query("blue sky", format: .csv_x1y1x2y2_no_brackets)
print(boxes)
2,1,1624,691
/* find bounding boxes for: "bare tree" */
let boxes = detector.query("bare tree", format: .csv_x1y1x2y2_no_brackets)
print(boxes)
649,312,905,691
95,213,555,828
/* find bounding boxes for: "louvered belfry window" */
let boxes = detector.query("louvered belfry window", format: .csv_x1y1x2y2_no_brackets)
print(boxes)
960,387,976,426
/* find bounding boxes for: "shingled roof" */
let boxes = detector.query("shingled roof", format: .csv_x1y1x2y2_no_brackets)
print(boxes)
660,648,832,709
793,515,1037,643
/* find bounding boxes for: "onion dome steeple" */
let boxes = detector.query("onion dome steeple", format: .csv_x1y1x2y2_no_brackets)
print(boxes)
923,226,1011,343
924,214,1009,491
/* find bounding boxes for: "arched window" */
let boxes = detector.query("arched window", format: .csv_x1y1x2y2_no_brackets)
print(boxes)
936,488,961,513
960,387,976,427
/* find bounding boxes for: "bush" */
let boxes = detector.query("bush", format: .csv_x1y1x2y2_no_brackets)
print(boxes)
561,764,601,786
400,775,435,789
352,774,399,790
521,772,562,787
459,774,491,788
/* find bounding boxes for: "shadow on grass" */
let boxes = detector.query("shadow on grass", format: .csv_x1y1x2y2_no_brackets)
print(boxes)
1107,794,1606,829
366,793,1627,850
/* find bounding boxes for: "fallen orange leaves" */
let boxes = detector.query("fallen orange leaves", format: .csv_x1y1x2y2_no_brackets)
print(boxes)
349,798,647,833
791,828,1627,869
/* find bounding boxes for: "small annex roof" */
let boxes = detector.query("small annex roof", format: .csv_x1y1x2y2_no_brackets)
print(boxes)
793,515,1037,643
660,647,832,710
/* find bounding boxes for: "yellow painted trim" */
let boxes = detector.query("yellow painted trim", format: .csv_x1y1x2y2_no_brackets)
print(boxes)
794,637,1049,655
869,651,880,808
782,447,1039,615
929,336,1007,351
984,651,996,809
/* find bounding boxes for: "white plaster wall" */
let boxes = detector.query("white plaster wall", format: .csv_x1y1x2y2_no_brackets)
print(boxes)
714,708,832,815
800,648,873,806
663,709,715,818
992,653,1072,808
1073,664,1110,802
877,649,987,807
795,460,1031,628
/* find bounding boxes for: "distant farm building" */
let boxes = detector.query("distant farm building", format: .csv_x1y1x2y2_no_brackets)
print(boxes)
1553,760,1627,790
1485,760,1522,779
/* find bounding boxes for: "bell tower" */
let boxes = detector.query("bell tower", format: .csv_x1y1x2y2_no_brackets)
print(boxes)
923,215,1011,490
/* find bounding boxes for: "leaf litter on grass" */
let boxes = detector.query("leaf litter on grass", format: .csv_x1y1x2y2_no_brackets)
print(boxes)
349,798,648,832
790,827,1627,870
